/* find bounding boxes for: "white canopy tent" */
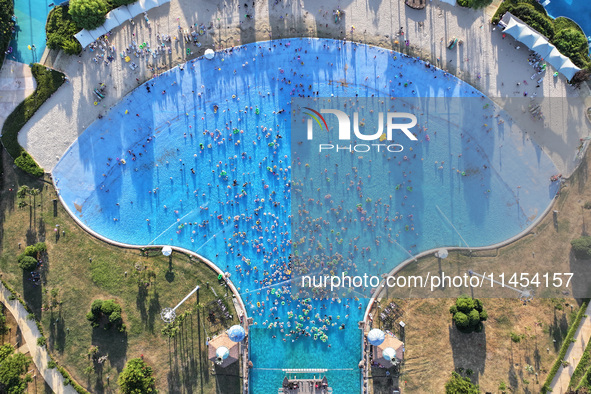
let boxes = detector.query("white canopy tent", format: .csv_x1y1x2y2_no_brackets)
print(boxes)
102,14,121,32
502,18,523,37
531,37,553,59
110,7,133,23
546,47,568,70
74,30,95,48
559,59,581,81
501,12,581,80
126,1,145,17
516,29,541,47
74,0,171,48
142,0,160,10
86,25,108,40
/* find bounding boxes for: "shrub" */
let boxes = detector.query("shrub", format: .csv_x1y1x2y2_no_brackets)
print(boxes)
111,0,135,5
87,299,125,330
46,6,82,55
37,336,47,347
453,312,469,329
510,4,554,39
68,0,108,30
510,331,522,343
456,0,492,8
450,296,488,333
118,358,156,394
554,29,587,60
17,255,38,271
1,64,65,176
14,152,44,177
445,371,480,393
571,236,591,259
90,299,103,314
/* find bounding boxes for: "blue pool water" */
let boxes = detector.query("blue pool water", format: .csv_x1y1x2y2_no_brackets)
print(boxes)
52,39,559,393
544,0,591,53
8,0,53,64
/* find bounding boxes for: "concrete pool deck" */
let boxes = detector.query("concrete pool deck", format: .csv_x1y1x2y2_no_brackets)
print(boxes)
10,0,590,178
0,60,36,138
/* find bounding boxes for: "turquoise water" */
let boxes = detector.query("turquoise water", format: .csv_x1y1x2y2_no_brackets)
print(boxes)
7,0,53,64
544,0,591,54
52,39,559,393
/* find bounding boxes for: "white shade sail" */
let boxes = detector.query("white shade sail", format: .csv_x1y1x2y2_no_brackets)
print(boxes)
74,0,171,47
501,12,581,80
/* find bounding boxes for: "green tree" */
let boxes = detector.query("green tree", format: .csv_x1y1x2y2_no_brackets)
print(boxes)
0,344,14,362
450,296,488,333
17,255,38,271
554,29,587,59
118,358,156,394
0,345,32,394
571,236,591,259
111,0,135,5
445,371,480,393
0,312,8,336
68,0,108,30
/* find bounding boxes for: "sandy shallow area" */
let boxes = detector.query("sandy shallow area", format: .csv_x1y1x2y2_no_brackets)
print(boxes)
14,0,591,175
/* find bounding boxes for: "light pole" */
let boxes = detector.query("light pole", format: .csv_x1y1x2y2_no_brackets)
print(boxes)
468,270,534,302
161,285,200,323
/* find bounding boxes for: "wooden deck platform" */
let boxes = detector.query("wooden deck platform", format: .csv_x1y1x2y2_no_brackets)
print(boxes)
405,0,426,9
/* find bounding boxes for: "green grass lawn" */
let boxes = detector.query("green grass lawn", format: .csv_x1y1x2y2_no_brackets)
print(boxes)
0,151,242,393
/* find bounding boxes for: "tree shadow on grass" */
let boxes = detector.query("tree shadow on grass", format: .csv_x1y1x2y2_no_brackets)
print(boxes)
147,291,160,333
166,312,212,394
136,285,148,324
48,308,66,353
22,270,42,320
91,327,128,373
449,325,487,385
549,309,569,352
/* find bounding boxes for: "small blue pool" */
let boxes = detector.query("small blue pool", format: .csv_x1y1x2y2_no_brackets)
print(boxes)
52,39,559,393
7,0,53,64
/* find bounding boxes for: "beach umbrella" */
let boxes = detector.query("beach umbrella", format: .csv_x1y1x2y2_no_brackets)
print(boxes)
367,329,385,346
375,333,405,367
215,346,229,362
208,333,239,367
162,246,172,256
435,249,448,259
227,325,246,342
204,49,215,60
382,347,396,362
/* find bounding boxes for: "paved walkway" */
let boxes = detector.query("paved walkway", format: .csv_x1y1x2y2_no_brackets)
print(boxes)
550,302,591,393
0,60,36,141
0,282,77,394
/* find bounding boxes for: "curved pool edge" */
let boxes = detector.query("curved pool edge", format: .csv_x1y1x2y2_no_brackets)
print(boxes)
49,174,253,393
362,188,560,323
